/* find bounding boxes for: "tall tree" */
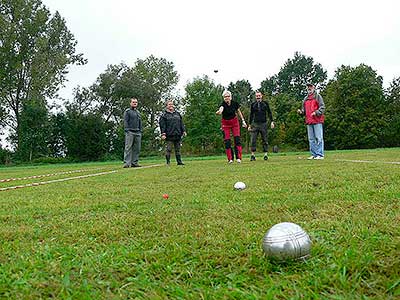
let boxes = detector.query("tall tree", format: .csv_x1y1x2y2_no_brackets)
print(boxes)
324,64,386,149
15,96,49,161
259,52,327,150
184,76,224,154
123,55,179,153
273,52,327,100
0,0,86,151
91,63,130,123
382,77,400,147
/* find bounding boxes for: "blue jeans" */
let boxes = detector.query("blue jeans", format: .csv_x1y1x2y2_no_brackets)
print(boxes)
307,124,324,157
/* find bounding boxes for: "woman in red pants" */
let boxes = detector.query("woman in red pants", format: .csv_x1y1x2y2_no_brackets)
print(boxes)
216,90,247,163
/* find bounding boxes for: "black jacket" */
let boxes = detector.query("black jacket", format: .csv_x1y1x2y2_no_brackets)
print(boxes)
159,110,186,139
249,101,273,124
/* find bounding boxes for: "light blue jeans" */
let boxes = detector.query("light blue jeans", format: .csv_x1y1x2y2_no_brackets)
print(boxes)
307,124,324,157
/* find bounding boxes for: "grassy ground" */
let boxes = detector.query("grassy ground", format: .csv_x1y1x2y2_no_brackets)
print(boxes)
0,149,399,299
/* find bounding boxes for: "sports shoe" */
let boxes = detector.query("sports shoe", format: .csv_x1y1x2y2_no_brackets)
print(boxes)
237,159,241,163
250,155,256,161
314,156,324,160
307,156,315,160
177,162,185,165
131,164,142,168
263,153,269,161
123,164,130,168
228,160,233,164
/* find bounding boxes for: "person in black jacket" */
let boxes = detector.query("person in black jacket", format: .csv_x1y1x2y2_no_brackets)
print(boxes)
123,98,142,168
159,100,187,165
248,91,275,161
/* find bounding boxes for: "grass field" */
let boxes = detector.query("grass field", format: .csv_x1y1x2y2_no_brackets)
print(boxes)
0,149,399,299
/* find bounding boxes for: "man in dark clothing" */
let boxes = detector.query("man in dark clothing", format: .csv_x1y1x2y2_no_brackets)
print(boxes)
159,100,187,165
248,91,275,161
123,98,142,168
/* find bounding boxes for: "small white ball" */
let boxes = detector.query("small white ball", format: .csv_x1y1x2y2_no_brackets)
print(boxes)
234,181,246,190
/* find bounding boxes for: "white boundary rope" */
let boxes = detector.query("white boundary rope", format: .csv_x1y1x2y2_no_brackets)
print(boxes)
0,168,102,183
335,159,400,165
0,170,117,192
0,164,163,192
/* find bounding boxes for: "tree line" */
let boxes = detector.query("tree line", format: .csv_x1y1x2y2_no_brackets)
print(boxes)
1,0,399,164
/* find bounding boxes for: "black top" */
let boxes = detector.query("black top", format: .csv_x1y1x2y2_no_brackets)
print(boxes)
220,101,240,120
249,101,273,124
159,110,186,139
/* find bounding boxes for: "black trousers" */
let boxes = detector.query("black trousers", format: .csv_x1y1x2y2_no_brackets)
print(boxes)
250,122,268,152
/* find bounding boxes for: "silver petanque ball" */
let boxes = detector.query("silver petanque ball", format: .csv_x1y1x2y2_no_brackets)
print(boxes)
262,222,312,261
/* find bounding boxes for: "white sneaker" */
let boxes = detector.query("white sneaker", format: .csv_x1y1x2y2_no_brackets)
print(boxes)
314,156,324,160
307,156,315,160
228,160,233,164
237,159,241,163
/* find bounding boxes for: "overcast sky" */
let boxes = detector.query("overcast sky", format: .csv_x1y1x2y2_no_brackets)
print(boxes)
43,0,400,99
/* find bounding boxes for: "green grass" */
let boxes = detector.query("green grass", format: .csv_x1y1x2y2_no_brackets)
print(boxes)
0,149,399,299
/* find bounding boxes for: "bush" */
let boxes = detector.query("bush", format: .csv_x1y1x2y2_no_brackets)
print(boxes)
0,148,12,165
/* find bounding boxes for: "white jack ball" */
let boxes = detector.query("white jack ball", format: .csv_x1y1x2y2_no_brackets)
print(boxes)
234,181,246,190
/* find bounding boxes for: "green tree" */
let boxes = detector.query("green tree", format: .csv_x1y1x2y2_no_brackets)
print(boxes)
47,112,67,158
382,77,400,147
259,52,327,150
123,55,179,153
272,51,327,100
183,76,224,154
64,111,107,161
0,0,86,151
16,96,49,161
324,64,386,149
91,63,130,123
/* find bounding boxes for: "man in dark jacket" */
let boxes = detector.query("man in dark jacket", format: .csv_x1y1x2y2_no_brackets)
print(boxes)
159,100,187,165
123,98,142,168
297,83,325,160
248,91,275,161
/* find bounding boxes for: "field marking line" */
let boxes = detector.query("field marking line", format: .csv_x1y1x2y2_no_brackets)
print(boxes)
0,168,104,183
0,163,164,192
0,170,117,192
335,159,400,165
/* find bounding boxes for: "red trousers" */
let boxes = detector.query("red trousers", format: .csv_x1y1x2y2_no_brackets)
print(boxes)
221,117,242,160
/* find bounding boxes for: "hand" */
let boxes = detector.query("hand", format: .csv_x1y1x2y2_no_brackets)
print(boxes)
311,111,316,116
216,107,223,115
161,134,166,140
183,131,187,137
247,125,252,131
297,109,302,114
242,120,247,128
271,121,275,129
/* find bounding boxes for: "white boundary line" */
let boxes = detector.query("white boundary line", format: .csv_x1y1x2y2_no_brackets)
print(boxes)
0,170,117,192
335,159,400,165
0,168,103,183
0,164,164,192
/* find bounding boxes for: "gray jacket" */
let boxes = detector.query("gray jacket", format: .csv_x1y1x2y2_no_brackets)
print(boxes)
124,108,142,133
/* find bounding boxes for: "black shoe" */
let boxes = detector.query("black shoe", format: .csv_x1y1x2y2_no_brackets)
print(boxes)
123,165,130,168
131,164,142,168
263,154,269,161
250,155,256,161
177,162,185,165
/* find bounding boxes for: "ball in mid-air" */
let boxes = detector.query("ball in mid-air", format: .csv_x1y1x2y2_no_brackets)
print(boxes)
262,222,311,261
162,194,169,199
234,181,246,190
